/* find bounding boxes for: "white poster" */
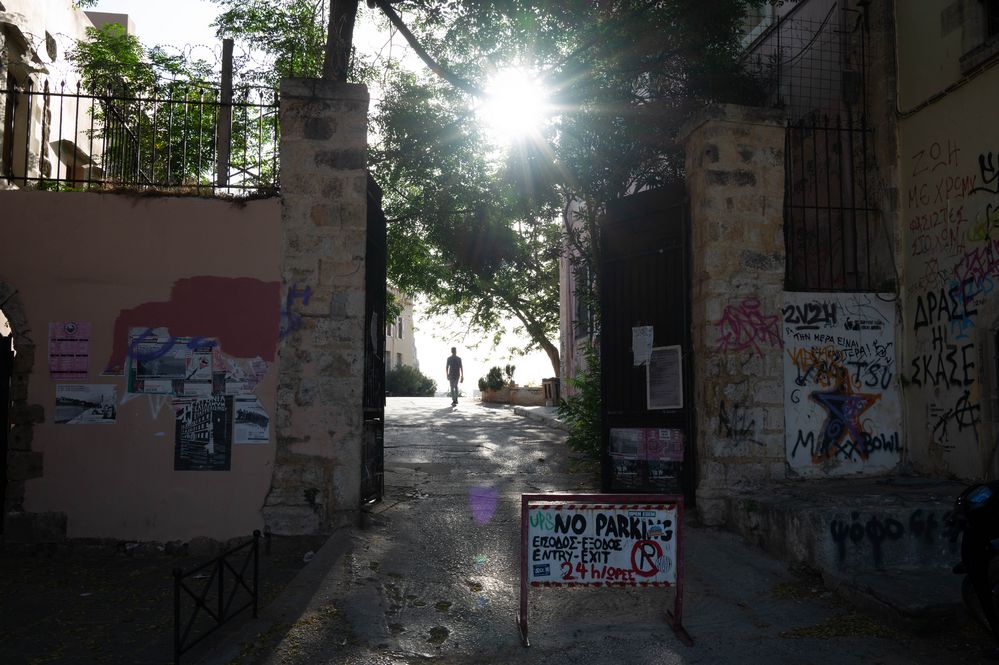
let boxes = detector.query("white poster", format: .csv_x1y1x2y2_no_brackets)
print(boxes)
55,384,117,424
234,396,270,444
782,292,902,476
647,346,683,410
527,503,677,586
632,326,654,366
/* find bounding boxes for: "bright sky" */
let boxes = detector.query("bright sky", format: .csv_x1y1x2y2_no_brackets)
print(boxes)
414,302,557,390
83,0,558,387
84,0,221,53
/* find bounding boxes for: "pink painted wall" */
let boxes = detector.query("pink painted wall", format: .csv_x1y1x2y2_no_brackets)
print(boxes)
1,191,281,541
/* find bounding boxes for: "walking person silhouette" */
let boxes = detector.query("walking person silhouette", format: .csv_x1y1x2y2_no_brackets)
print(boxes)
445,347,464,407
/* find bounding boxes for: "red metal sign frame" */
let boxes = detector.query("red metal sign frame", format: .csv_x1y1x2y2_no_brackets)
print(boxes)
518,492,692,647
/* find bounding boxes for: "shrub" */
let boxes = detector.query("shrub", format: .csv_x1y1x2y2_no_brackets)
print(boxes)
385,365,437,397
557,344,601,466
478,365,510,392
477,364,519,394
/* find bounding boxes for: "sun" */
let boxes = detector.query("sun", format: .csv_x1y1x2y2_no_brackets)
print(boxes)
477,68,551,142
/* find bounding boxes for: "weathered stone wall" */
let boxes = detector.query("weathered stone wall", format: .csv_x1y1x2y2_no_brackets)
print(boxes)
680,104,787,525
265,79,370,534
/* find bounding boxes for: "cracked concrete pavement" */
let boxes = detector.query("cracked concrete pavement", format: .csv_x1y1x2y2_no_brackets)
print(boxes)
207,397,995,665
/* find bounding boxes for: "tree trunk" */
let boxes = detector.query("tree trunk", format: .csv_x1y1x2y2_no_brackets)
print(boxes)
538,335,560,379
323,0,359,81
505,305,561,379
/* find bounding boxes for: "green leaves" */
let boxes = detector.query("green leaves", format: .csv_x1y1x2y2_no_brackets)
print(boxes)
557,343,602,466
372,64,563,374
69,24,214,95
211,0,326,84
68,24,226,187
385,365,437,396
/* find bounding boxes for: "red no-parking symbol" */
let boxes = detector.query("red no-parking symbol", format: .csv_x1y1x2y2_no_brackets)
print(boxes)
631,539,663,578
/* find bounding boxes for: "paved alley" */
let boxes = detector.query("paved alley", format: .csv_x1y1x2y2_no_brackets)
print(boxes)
238,397,994,665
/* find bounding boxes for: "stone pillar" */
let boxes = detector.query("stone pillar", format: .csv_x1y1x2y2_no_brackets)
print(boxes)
264,79,369,534
679,104,787,526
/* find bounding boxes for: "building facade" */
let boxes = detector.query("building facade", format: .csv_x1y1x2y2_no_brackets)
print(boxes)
556,0,999,519
385,290,418,372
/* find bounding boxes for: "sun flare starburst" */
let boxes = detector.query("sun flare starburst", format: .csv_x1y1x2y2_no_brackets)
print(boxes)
477,68,552,142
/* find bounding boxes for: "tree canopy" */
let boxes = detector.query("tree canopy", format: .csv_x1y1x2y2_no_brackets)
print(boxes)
366,1,762,375
71,0,763,376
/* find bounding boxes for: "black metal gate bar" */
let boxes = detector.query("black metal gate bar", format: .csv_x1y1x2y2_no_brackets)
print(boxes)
598,184,696,502
361,173,387,504
173,530,260,665
0,334,12,535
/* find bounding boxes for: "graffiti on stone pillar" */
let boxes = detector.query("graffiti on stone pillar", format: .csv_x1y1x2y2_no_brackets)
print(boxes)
782,292,902,476
713,297,781,357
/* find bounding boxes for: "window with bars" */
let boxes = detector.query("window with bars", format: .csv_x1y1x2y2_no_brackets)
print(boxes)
784,115,893,292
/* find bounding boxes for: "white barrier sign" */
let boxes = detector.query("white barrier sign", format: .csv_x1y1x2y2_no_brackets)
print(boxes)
527,504,677,586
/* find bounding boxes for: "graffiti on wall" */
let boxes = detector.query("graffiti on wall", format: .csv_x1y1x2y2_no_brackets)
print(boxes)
783,292,902,476
828,509,959,568
904,139,992,465
280,283,312,339
120,326,271,468
714,297,782,356
716,400,763,446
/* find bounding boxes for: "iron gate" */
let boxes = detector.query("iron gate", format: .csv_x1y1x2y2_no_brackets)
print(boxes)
599,185,695,501
361,174,387,504
0,333,11,534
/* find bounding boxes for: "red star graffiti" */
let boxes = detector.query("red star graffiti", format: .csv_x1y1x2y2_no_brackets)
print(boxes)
809,379,880,462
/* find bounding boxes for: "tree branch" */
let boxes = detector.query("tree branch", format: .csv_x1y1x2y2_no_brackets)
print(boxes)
368,0,482,96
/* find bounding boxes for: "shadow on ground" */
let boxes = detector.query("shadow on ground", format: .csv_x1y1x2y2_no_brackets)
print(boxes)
0,534,326,665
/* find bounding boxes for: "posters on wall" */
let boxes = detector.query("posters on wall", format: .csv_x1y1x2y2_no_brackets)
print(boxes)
55,384,116,424
104,326,274,467
234,396,270,444
48,322,90,381
174,395,233,471
126,328,223,397
222,356,269,396
782,292,902,476
609,427,684,492
632,326,654,366
647,346,683,410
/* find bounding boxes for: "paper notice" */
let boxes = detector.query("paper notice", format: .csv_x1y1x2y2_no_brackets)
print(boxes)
632,326,654,366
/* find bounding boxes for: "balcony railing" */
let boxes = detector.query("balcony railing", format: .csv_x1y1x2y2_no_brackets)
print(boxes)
1,79,279,194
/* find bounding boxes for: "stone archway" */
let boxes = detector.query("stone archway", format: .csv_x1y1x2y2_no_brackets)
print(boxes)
0,281,59,540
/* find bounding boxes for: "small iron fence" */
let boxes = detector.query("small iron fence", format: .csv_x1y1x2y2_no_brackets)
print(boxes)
1,79,279,193
173,530,261,665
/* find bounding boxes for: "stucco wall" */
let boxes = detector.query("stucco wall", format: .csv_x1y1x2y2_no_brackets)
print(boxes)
897,3,999,480
1,190,281,541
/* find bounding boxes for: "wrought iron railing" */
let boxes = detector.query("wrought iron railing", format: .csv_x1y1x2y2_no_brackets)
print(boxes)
784,114,892,292
1,79,279,194
173,530,261,664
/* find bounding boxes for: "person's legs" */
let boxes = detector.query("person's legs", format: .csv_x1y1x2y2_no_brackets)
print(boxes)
449,378,458,405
